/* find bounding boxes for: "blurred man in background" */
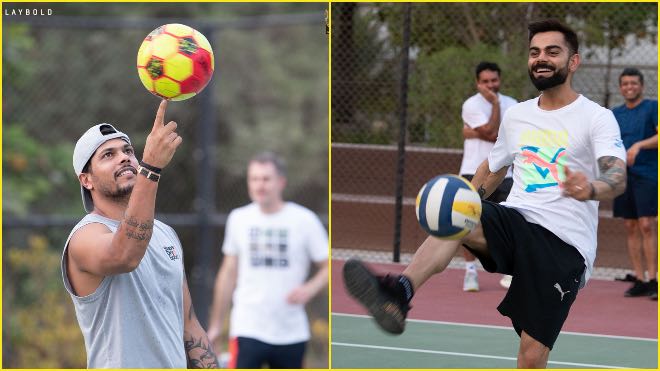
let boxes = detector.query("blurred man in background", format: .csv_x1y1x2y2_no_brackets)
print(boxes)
208,151,328,368
611,68,658,299
459,61,517,291
61,101,218,368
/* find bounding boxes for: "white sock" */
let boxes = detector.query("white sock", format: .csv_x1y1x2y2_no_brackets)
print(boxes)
465,261,477,272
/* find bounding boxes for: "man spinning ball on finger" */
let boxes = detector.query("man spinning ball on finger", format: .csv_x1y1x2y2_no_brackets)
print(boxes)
61,100,218,368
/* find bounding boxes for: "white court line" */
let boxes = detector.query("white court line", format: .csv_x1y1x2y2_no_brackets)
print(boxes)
332,312,658,342
332,342,633,369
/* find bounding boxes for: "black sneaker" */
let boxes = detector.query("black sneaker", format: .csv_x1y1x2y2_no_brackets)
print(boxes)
615,273,638,282
648,279,657,298
624,279,651,297
342,259,410,334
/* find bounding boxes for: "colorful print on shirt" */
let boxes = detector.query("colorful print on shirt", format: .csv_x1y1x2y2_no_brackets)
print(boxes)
518,129,569,192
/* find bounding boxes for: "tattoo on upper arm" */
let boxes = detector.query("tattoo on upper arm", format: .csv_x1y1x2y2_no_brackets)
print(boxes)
597,156,626,192
184,333,219,368
122,216,153,241
125,217,139,227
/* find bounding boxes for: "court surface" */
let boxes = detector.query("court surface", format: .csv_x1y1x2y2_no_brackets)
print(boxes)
331,258,658,369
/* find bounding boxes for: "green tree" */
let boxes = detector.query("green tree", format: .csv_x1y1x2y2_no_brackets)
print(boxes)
331,3,656,147
4,235,86,368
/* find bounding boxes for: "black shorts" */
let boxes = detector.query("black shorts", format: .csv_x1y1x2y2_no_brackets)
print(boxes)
231,336,306,368
461,174,513,203
463,201,586,350
613,173,658,218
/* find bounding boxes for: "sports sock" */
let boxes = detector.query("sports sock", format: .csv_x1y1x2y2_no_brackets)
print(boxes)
465,261,477,272
397,275,414,303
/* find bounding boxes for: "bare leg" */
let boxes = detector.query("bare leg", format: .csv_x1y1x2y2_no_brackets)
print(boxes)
639,216,657,280
624,219,644,280
463,248,477,263
517,331,550,368
403,225,487,291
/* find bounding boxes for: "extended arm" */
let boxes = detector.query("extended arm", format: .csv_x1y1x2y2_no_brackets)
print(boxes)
206,255,238,351
592,156,627,200
183,275,219,368
470,159,509,199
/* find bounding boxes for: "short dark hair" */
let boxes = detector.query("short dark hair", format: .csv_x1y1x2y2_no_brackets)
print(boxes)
82,157,93,174
619,67,644,85
528,19,579,56
475,61,501,80
250,151,287,176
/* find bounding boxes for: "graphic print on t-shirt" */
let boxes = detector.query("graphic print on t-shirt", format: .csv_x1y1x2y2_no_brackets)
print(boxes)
518,129,568,192
248,226,289,268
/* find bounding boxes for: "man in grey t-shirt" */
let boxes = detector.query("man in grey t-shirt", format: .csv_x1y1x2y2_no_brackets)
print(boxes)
61,101,218,368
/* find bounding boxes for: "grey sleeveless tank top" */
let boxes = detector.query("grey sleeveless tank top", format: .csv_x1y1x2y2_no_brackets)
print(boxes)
61,214,186,368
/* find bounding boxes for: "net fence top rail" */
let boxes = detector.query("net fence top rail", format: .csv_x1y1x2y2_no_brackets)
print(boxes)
3,12,323,29
332,142,464,154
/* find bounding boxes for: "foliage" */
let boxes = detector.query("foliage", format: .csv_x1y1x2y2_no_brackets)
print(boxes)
408,43,529,146
3,4,328,368
4,237,86,368
331,2,657,147
3,3,328,217
332,3,400,144
3,125,77,216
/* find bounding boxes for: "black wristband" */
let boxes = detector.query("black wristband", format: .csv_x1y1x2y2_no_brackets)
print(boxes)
137,166,160,182
139,160,162,174
589,182,596,200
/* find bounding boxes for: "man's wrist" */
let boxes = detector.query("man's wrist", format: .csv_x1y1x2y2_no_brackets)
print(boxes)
588,182,596,200
139,160,162,174
137,166,160,182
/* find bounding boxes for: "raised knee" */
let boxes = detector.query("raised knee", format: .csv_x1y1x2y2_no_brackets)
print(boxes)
518,337,549,369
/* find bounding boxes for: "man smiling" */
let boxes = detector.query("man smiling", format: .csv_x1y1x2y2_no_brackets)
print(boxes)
343,19,627,368
61,101,218,368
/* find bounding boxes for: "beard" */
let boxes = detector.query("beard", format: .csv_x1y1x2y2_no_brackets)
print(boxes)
107,184,133,201
528,61,569,91
94,176,134,204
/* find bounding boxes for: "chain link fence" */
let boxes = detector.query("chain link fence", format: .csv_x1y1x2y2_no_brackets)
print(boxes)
331,3,657,265
4,3,328,368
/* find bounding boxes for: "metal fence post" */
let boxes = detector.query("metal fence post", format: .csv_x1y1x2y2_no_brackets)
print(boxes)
392,3,412,263
192,26,217,328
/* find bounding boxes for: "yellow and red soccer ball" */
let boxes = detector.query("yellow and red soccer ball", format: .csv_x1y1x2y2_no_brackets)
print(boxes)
137,24,214,101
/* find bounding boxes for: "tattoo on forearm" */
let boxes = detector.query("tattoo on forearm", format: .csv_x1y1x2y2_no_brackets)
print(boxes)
477,185,487,199
122,216,153,241
184,333,219,368
597,156,626,193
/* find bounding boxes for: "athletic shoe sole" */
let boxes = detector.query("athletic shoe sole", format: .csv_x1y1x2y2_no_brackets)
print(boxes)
342,259,406,335
499,275,512,289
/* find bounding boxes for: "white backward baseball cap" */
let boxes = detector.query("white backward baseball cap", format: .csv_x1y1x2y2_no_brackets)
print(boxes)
73,123,131,213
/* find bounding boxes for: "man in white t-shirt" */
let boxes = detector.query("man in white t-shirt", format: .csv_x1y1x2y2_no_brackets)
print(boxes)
207,151,328,368
343,19,626,368
459,61,517,292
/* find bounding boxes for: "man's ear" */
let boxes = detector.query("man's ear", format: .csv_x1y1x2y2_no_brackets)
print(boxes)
569,53,581,72
79,173,93,190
